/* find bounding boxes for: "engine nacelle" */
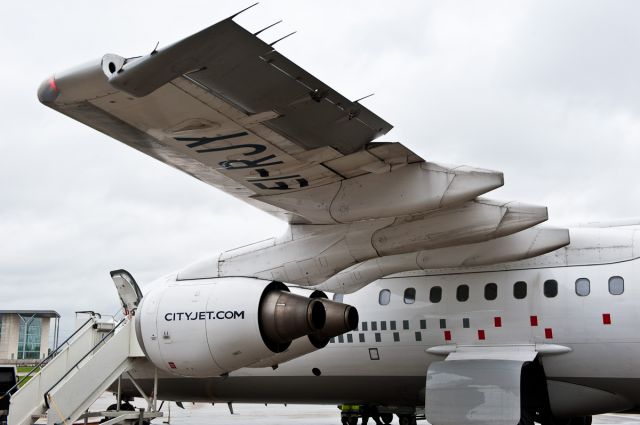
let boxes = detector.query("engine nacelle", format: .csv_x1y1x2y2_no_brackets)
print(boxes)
135,277,337,377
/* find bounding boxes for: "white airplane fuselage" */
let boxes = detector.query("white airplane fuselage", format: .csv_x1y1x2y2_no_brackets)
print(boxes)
124,225,640,417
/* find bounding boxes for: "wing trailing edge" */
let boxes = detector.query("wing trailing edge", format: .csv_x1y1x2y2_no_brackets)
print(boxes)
39,11,570,291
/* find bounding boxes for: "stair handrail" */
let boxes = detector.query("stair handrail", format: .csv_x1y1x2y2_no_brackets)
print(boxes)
0,316,96,401
43,317,127,408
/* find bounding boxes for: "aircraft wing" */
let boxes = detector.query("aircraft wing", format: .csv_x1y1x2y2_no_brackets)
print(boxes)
38,17,435,224
40,13,570,289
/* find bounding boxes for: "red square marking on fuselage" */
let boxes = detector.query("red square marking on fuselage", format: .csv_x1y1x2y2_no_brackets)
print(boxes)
494,317,502,327
603,313,612,325
478,329,486,340
530,315,538,326
444,330,452,341
544,328,553,339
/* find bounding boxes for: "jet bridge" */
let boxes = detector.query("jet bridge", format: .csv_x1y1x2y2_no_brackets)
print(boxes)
2,271,161,425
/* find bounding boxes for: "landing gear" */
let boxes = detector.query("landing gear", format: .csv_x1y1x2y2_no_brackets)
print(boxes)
518,409,535,425
397,414,417,425
339,405,416,425
565,416,593,425
380,413,393,424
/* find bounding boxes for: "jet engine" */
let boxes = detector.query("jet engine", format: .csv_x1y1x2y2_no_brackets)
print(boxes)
135,277,356,377
249,290,359,368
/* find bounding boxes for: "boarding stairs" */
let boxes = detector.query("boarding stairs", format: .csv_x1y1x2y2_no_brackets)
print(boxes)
2,270,160,425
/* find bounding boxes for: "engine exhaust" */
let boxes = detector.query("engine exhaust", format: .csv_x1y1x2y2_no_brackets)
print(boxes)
259,290,326,352
309,298,359,348
318,299,359,338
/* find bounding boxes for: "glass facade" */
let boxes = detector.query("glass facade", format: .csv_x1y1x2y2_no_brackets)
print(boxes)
18,317,42,359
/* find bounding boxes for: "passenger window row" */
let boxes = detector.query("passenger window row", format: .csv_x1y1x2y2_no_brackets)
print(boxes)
374,275,625,305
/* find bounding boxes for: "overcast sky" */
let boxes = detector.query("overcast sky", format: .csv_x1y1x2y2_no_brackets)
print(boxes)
1,1,639,338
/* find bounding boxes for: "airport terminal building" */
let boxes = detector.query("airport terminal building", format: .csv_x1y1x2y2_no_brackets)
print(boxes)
0,310,60,362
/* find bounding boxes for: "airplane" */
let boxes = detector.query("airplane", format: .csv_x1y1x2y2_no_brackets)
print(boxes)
31,6,640,425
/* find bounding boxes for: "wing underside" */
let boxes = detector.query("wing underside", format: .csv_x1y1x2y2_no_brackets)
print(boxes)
40,13,569,289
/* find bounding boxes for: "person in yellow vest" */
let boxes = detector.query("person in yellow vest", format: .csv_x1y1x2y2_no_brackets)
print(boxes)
339,404,360,425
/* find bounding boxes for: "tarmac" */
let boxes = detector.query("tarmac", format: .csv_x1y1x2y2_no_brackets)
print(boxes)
91,394,640,425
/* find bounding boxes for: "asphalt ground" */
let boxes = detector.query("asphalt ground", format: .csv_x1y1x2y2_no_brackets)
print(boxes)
90,394,640,425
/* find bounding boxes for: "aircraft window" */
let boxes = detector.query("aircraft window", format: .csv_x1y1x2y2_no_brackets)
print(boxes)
393,332,400,342
404,288,416,304
359,333,365,343
369,348,380,360
362,322,368,331
544,280,558,298
381,321,387,331
403,320,410,330
575,278,590,296
371,322,378,331
338,335,344,343
347,334,353,343
484,283,498,300
513,281,527,299
456,285,469,302
420,319,427,329
379,289,391,305
609,276,624,295
330,338,335,344
415,331,422,342
440,319,447,329
390,321,397,330
463,318,470,328
333,293,344,303
430,286,442,303
375,333,381,342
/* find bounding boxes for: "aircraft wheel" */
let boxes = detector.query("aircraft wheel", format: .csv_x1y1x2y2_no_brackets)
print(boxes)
381,413,393,424
567,417,592,425
397,414,415,425
518,409,535,425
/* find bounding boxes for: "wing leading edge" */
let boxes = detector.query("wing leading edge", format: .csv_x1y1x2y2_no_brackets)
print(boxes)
39,12,569,289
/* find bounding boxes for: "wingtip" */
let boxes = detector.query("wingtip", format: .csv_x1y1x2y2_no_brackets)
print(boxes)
37,76,59,105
